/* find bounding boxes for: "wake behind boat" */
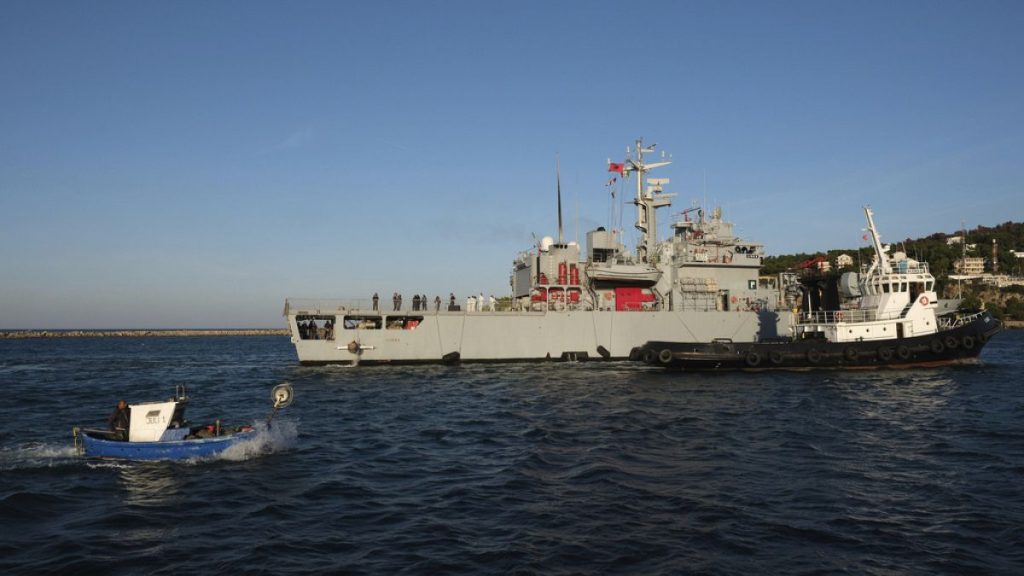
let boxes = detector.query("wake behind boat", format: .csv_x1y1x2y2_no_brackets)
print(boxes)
73,384,294,461
633,207,1002,371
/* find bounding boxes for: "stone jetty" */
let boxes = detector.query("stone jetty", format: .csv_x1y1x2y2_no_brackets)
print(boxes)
1,329,289,339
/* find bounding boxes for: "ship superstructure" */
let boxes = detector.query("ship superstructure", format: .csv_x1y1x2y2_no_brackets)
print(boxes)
284,140,793,365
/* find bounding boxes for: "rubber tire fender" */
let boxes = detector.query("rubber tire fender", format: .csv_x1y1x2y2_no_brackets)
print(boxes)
930,339,944,354
745,351,761,367
658,349,674,364
769,350,785,365
961,335,976,350
642,349,657,364
878,347,894,362
896,345,911,360
944,335,959,350
843,347,858,362
806,349,823,364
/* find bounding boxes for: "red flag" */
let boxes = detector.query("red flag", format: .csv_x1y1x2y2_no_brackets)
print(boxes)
608,162,625,174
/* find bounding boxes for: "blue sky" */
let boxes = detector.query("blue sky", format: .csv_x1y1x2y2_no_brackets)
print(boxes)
2,0,1022,329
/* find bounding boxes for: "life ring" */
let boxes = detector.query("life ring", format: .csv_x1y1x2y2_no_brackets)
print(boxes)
896,345,911,360
769,350,785,365
961,335,976,350
878,347,894,361
806,349,822,364
919,295,929,306
745,351,761,367
944,335,958,350
658,349,674,364
843,347,858,362
930,339,944,354
731,296,738,304
835,311,844,321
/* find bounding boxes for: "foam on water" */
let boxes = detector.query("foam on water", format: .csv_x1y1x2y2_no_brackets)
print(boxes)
218,419,299,461
0,442,80,471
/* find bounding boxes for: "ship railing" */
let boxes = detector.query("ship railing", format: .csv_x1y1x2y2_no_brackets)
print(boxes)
799,309,903,325
938,310,985,330
285,298,371,315
285,297,516,315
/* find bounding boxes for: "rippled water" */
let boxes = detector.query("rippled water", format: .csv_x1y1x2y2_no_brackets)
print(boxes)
1,333,1022,575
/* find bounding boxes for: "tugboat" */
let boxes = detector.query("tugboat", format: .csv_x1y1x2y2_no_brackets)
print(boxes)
73,384,294,461
634,207,1002,371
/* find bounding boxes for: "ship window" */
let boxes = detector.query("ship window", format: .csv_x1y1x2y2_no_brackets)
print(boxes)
386,315,424,330
883,283,890,293
343,315,382,330
900,283,907,292
296,315,336,340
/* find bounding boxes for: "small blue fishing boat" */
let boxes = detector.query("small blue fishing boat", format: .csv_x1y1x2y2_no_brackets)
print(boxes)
73,383,294,461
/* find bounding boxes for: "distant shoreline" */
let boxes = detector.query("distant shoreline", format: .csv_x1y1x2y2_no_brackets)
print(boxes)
1,329,290,339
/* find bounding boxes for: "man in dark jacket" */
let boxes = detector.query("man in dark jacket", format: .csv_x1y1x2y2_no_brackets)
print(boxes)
107,400,130,440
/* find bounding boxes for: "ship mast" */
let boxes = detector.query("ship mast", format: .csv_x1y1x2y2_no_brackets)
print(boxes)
556,155,564,244
626,139,673,263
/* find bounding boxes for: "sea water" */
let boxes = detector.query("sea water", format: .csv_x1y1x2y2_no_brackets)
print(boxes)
1,333,1022,574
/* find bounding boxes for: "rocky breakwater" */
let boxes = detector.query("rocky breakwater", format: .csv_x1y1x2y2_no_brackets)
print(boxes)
1,329,289,339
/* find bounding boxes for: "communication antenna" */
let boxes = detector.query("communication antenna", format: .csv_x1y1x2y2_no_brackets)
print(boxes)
556,155,563,244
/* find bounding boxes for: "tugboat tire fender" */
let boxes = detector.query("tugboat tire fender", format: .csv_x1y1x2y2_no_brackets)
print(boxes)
745,351,761,367
806,349,822,364
896,345,911,360
642,349,657,364
769,350,785,365
878,347,894,361
944,335,959,350
658,349,674,364
930,339,944,354
843,347,858,361
961,335,976,350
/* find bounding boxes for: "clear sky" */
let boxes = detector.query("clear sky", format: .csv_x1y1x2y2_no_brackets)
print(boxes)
2,1,1022,329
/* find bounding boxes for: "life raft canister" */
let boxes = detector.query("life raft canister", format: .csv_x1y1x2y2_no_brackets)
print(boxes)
919,295,929,306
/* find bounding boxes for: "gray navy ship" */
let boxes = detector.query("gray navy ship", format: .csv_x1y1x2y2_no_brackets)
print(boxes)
284,140,796,365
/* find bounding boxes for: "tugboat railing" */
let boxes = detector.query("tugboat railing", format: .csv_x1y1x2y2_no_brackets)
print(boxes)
938,310,985,330
799,309,904,325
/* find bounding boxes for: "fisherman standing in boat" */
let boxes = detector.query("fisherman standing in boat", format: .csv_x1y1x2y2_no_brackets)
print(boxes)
107,400,129,441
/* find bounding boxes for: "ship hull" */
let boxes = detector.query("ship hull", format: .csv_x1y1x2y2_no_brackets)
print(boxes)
634,312,1001,371
289,309,793,365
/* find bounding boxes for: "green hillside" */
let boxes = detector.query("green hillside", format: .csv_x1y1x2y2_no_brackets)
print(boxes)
761,221,1024,321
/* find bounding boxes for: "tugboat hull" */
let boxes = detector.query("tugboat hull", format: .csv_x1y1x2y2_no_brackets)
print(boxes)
635,312,1001,371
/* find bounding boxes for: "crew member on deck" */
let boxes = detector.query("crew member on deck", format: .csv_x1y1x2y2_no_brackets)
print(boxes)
108,400,130,441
